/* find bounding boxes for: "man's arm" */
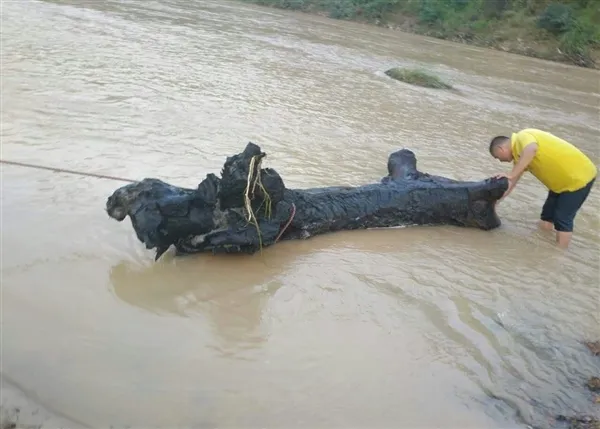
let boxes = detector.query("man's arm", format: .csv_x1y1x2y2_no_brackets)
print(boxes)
509,142,538,181
498,141,538,199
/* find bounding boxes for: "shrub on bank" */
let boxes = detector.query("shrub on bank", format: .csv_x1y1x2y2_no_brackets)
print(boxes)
537,3,574,35
535,2,599,67
558,19,598,67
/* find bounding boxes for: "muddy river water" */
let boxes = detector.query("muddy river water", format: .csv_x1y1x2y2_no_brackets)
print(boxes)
1,1,599,428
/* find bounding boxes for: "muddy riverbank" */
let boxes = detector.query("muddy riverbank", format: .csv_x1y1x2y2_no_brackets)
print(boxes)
238,0,600,68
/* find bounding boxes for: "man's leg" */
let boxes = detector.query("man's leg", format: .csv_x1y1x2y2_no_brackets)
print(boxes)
539,191,557,231
552,178,595,248
555,227,572,248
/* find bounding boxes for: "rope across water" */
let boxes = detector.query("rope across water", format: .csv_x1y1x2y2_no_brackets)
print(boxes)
0,159,137,183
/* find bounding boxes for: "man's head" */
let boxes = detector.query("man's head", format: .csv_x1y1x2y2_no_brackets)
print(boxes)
489,135,513,162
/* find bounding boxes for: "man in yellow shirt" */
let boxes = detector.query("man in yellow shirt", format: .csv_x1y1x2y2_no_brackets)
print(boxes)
489,128,596,248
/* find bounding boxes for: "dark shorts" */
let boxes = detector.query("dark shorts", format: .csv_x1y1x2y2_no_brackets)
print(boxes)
540,178,595,232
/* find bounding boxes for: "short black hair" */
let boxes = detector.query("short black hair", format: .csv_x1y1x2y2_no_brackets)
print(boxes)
489,135,509,155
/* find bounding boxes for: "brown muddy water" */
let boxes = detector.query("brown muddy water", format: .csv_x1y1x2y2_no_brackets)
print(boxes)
1,0,599,428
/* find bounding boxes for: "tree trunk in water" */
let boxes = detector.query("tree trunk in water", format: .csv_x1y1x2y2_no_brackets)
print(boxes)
105,143,508,261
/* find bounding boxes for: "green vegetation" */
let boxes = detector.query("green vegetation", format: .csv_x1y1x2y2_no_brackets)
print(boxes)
239,0,600,68
384,67,453,89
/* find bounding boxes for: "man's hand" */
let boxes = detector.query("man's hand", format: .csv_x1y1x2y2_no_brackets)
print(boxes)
493,173,516,201
493,140,537,204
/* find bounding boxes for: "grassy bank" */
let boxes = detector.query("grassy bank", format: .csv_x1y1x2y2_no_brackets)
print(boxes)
239,0,600,68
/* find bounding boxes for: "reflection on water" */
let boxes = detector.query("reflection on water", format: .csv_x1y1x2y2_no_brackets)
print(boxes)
1,0,599,428
109,254,284,350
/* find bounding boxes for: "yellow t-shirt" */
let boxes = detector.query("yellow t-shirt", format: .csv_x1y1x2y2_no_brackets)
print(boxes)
511,128,597,193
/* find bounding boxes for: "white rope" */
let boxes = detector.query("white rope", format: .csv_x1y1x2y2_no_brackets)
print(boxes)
0,159,137,183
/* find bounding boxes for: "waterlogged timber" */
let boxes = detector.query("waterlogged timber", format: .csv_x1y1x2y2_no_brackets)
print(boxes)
106,143,508,260
2,0,600,428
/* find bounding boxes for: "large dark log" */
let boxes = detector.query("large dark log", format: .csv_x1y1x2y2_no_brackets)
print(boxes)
105,142,509,260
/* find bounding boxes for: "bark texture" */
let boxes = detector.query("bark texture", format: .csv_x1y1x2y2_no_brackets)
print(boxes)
106,143,508,260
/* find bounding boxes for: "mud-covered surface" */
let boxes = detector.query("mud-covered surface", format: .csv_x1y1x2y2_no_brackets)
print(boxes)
585,342,600,356
587,377,600,393
0,376,86,429
0,379,84,429
584,342,600,398
555,415,600,429
106,142,509,260
551,340,600,429
1,407,40,429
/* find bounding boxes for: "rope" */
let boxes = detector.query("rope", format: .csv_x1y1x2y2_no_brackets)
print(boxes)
2,157,296,244
0,159,137,183
274,202,296,243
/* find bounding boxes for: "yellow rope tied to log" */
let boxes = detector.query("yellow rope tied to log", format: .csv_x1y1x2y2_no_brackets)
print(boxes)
243,155,273,252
